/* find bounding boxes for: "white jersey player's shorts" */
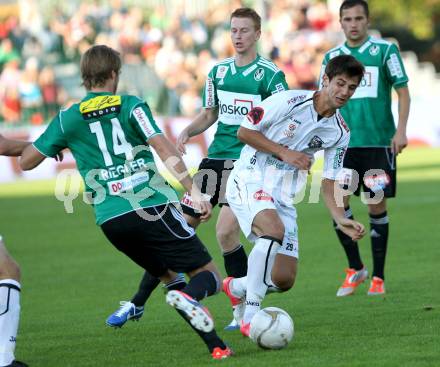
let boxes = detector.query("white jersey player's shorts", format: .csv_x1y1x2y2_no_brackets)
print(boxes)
226,169,299,259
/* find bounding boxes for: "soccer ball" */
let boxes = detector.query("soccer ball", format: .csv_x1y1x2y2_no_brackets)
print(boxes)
249,307,294,350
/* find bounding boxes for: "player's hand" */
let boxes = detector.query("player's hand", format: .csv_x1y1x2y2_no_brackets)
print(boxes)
190,189,212,222
391,130,407,155
336,218,365,241
176,130,190,155
278,149,312,170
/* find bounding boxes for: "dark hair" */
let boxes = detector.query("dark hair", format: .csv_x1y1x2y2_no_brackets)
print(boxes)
339,0,369,18
325,55,365,84
80,45,121,90
230,8,261,31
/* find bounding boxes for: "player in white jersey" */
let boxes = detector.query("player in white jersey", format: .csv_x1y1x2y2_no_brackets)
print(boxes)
222,55,367,337
107,8,288,331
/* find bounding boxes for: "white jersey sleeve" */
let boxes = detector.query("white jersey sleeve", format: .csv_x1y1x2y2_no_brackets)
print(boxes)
322,115,350,180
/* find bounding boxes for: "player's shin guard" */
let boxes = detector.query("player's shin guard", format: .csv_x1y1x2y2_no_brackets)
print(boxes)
369,211,389,280
130,271,161,307
223,244,248,278
333,206,363,270
243,236,281,324
183,270,220,301
0,280,21,367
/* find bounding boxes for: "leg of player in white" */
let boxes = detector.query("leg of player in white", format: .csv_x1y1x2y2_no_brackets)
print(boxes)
242,210,284,322
224,174,298,336
0,235,24,367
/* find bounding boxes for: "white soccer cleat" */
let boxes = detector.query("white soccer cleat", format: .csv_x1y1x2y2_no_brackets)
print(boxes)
166,290,214,332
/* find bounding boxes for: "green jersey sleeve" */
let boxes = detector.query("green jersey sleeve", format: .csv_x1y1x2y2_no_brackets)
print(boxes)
33,114,68,157
384,43,408,88
129,102,163,141
266,70,288,95
202,67,218,108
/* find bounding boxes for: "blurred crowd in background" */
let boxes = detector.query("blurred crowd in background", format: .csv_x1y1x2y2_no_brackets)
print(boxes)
0,0,382,124
0,0,348,124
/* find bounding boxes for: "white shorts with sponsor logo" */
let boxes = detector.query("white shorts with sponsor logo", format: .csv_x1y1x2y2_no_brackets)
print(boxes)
226,169,299,258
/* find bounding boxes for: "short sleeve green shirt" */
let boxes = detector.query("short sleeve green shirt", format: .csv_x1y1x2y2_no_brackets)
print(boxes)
33,92,179,225
321,36,409,147
202,55,288,159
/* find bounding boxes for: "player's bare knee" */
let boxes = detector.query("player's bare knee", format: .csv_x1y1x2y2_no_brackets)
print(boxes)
0,257,21,281
272,273,295,291
271,259,296,291
368,199,387,215
267,226,285,241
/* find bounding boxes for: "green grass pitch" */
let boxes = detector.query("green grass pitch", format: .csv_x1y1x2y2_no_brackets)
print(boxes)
1,147,439,366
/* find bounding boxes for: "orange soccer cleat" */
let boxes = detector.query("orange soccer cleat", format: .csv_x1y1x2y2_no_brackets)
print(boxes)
336,267,368,297
368,276,386,295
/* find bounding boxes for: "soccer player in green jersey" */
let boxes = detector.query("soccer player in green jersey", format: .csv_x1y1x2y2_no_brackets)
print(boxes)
12,45,233,359
107,8,290,331
320,0,411,296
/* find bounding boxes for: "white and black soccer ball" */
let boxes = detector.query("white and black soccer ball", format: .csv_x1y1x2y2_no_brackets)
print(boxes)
249,307,294,350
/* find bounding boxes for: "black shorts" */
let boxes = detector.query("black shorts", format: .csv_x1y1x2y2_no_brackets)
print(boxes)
342,147,396,198
181,158,235,218
100,204,212,277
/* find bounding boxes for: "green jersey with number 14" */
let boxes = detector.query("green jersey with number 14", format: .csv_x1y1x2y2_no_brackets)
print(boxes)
33,92,178,225
321,36,409,147
203,55,288,159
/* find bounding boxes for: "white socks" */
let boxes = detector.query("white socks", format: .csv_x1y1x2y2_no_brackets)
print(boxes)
0,279,21,367
241,237,281,324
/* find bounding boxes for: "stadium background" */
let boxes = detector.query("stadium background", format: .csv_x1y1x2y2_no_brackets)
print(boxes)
0,0,439,182
0,1,439,366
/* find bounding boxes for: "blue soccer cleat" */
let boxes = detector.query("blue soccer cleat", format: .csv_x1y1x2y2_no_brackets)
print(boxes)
106,301,144,328
224,317,240,331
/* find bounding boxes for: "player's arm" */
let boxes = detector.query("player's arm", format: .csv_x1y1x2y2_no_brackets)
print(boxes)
0,134,31,156
237,92,312,170
17,145,62,170
176,107,219,154
237,127,311,170
321,134,364,241
148,134,211,221
321,178,365,241
385,43,411,155
20,115,66,170
391,86,410,154
19,145,47,170
129,101,212,220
